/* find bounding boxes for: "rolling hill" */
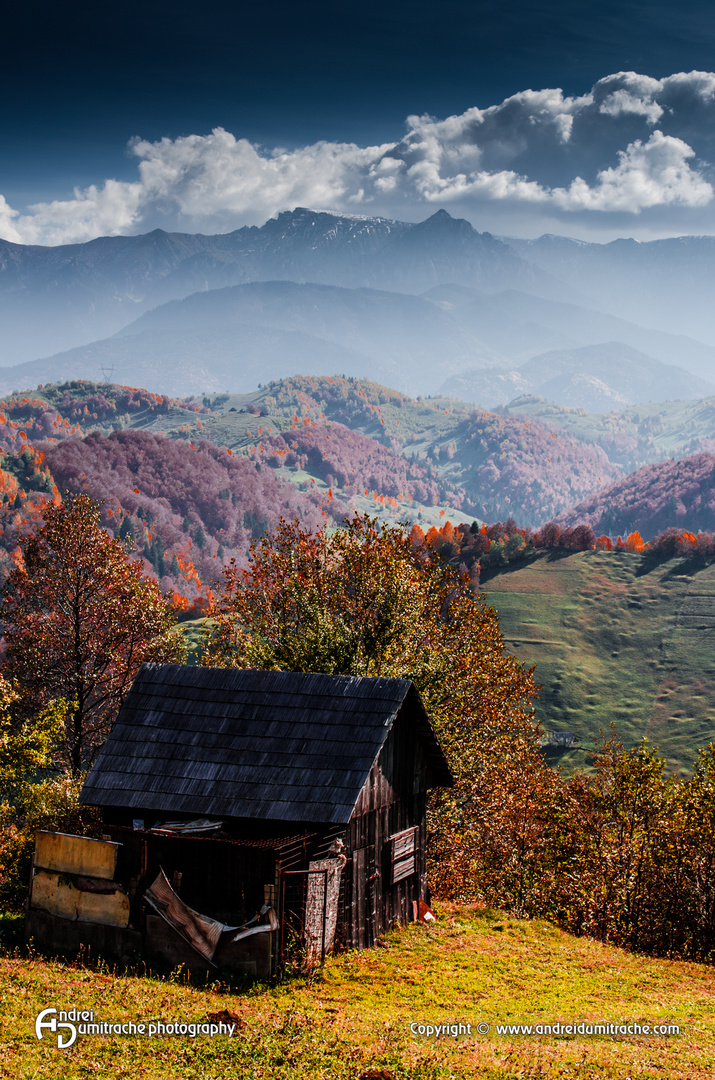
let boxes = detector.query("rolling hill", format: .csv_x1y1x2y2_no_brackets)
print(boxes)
482,548,715,773
0,378,482,602
0,281,509,398
492,393,715,473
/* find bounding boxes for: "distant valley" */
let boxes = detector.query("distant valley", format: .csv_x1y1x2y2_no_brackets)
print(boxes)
3,373,715,770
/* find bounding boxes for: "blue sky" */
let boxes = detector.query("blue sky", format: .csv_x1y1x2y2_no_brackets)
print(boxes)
4,0,715,243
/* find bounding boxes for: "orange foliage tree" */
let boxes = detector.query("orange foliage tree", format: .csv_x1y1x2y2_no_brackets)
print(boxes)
203,513,539,894
1,494,186,773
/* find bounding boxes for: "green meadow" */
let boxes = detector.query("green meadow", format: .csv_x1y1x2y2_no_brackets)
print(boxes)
2,904,712,1080
483,549,715,772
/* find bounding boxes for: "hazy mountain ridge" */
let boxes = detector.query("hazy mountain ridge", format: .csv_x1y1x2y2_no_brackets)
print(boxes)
506,232,715,347
0,208,551,365
4,276,714,405
432,285,715,377
440,343,715,411
0,281,511,398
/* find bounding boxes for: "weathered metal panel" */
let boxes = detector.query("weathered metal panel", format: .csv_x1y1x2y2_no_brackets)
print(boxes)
34,831,119,880
30,869,130,927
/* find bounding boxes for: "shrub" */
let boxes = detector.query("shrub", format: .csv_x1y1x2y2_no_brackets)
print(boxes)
0,775,102,911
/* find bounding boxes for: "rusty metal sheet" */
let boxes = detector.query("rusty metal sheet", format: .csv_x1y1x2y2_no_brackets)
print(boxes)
144,868,225,964
144,869,279,967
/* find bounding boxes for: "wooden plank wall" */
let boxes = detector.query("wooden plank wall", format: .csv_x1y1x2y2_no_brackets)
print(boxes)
344,704,431,946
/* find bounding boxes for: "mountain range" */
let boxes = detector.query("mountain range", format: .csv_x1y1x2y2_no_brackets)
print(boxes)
0,208,553,365
3,208,715,411
506,233,715,347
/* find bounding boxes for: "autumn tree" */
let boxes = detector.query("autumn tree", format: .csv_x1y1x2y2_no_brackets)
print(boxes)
203,514,540,894
1,494,186,773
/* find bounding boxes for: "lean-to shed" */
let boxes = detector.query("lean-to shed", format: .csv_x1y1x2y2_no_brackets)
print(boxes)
28,665,453,975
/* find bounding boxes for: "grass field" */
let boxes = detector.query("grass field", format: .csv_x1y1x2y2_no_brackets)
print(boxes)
483,549,715,772
1,905,712,1080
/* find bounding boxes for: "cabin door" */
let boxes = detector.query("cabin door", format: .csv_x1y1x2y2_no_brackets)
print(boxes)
351,846,373,948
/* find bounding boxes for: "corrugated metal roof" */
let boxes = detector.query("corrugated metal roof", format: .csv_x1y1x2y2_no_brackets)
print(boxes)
80,666,453,824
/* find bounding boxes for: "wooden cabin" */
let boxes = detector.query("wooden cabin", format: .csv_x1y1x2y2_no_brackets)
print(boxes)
27,665,453,975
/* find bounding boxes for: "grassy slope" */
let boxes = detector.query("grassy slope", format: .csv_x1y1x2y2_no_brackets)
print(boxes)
2,905,713,1079
483,550,715,772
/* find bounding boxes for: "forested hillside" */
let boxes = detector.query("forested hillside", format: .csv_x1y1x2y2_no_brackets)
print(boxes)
0,379,477,604
562,452,715,537
185,376,620,525
6,376,715,610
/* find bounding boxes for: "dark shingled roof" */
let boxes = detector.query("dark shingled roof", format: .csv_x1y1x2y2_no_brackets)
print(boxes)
80,665,453,825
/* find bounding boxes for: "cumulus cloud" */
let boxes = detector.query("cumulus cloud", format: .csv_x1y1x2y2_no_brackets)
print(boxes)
554,132,712,212
3,70,715,245
0,195,22,244
593,72,665,123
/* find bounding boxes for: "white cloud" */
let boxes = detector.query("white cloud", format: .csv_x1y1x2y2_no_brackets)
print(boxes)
553,132,712,212
0,195,22,244
130,128,386,222
12,180,145,246
594,72,664,123
2,70,715,245
599,89,664,124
